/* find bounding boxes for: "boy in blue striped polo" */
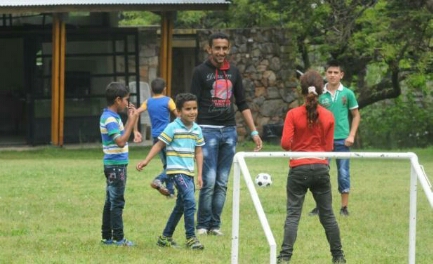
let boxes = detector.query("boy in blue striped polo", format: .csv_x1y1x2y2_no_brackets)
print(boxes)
100,82,138,246
136,93,205,250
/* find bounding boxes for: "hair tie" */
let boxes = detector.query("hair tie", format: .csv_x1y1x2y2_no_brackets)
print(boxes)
308,86,317,95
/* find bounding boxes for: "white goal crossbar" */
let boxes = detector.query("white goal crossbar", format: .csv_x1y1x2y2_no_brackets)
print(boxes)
231,151,433,264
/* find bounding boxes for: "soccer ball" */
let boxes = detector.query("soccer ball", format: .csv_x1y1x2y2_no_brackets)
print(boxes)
255,173,272,187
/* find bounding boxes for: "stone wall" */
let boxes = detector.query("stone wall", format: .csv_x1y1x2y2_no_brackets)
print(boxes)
135,28,301,141
137,27,160,85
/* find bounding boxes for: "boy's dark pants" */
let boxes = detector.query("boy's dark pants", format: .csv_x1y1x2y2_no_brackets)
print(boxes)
101,165,127,241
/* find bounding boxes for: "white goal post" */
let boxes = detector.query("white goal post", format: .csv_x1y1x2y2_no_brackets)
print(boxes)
231,151,433,264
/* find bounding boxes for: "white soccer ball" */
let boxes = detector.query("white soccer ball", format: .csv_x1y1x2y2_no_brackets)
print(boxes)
255,173,272,187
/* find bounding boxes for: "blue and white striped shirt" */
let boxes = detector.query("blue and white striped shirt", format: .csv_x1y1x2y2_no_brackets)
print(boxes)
158,118,204,176
100,108,128,165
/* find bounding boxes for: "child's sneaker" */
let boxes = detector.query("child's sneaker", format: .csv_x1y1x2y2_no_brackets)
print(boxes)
186,236,204,250
151,179,170,196
209,229,223,236
114,238,134,247
157,235,179,248
340,206,349,216
100,239,113,245
332,255,347,263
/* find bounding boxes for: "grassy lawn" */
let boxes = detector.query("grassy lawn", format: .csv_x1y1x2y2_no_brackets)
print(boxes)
0,144,432,264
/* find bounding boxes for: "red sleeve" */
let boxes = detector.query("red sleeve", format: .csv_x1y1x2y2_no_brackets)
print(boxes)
281,110,294,151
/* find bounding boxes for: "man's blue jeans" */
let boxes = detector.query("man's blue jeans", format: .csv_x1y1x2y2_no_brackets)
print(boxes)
278,164,344,260
162,174,196,239
333,139,350,193
101,165,127,241
197,126,237,230
153,137,174,195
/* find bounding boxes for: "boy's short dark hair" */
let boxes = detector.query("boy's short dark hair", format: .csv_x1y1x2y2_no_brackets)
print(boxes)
151,78,166,94
208,32,230,47
105,82,129,106
175,93,197,110
325,59,344,72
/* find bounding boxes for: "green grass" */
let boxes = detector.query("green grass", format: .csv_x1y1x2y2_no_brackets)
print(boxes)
0,144,432,264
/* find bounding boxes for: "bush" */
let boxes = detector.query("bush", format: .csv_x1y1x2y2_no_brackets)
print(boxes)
359,96,433,149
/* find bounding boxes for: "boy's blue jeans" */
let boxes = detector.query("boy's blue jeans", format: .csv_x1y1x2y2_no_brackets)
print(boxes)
197,126,237,230
101,165,127,241
162,174,196,239
333,139,350,193
153,137,174,195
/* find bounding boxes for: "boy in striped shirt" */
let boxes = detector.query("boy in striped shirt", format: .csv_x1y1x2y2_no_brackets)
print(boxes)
136,93,205,250
100,82,138,246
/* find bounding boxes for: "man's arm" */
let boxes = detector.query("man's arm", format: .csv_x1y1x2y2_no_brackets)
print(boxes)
241,109,262,151
345,108,360,146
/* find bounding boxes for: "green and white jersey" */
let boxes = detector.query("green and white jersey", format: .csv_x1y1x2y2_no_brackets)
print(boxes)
319,84,358,140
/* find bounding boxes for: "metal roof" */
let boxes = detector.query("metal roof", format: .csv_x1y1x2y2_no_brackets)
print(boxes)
0,0,230,13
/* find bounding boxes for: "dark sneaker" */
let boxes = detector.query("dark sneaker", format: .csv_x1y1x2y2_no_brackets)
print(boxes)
209,229,223,236
151,179,170,196
157,235,179,248
186,236,204,250
277,257,291,264
332,255,347,263
340,206,349,216
100,239,113,245
308,207,319,216
114,238,134,246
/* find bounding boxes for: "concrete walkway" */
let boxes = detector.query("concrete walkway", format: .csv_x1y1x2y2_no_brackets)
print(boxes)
0,140,153,151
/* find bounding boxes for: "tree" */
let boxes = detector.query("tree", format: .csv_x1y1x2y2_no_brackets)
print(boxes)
120,1,433,109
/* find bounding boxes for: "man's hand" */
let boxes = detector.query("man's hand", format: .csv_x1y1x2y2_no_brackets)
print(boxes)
252,135,263,152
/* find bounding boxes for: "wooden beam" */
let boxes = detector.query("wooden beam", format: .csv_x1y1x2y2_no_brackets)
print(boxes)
50,13,67,146
59,19,66,146
51,14,60,145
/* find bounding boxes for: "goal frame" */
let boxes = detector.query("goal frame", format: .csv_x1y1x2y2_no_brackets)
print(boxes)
231,151,433,264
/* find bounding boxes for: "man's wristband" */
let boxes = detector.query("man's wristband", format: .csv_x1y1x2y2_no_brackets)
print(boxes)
251,130,259,137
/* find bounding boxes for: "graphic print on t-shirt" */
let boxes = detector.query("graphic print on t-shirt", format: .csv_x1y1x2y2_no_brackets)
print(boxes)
211,78,232,109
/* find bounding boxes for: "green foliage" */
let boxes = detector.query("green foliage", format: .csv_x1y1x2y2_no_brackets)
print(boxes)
360,96,433,149
119,11,160,26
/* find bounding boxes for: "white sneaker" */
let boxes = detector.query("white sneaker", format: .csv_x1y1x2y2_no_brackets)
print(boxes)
209,229,223,236
196,228,208,235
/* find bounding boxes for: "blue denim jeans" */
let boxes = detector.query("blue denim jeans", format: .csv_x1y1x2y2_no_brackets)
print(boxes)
153,137,174,195
197,126,237,230
278,164,344,260
333,139,350,193
101,165,127,241
162,174,196,239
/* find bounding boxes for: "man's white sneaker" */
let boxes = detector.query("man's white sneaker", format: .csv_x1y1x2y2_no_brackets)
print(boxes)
196,228,208,235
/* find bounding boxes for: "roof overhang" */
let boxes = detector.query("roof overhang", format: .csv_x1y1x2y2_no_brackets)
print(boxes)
0,1,230,14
